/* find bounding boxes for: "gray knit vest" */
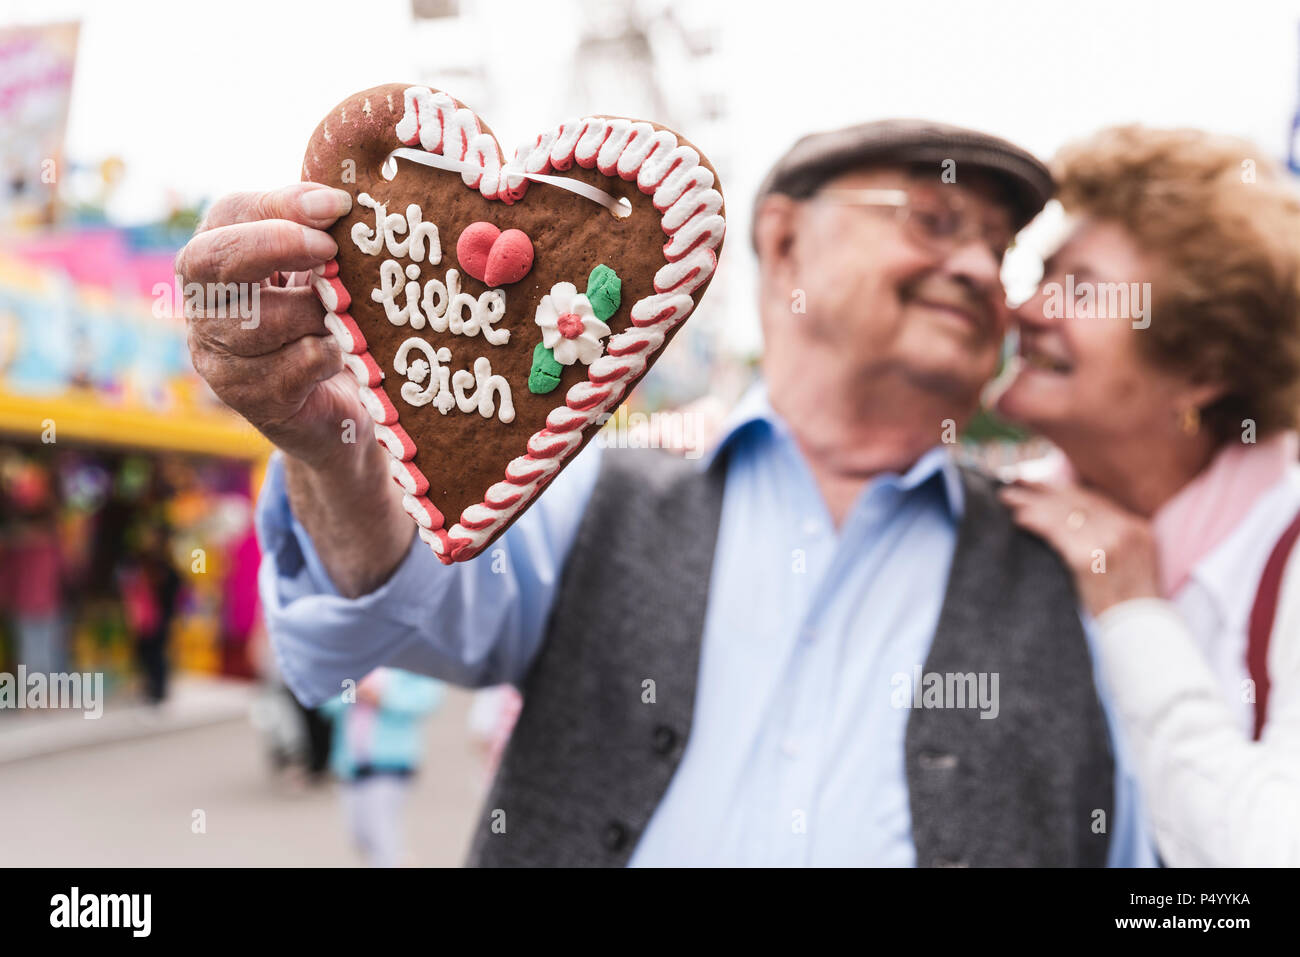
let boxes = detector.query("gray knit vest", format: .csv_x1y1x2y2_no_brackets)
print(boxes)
468,447,1114,867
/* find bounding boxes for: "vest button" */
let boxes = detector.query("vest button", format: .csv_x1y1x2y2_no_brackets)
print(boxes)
918,751,959,771
602,820,629,851
652,725,678,755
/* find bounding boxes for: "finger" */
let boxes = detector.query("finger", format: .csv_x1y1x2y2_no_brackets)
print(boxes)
189,286,326,357
194,333,343,424
200,183,352,231
997,485,1037,508
1000,482,1079,518
998,490,1053,533
176,219,337,286
1007,476,1053,492
1067,483,1125,516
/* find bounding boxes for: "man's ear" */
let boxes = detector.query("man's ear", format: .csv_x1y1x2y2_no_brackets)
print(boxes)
753,194,801,278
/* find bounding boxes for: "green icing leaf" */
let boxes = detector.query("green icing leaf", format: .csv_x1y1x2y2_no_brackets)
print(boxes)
532,340,563,377
528,341,562,395
586,263,622,321
529,369,560,395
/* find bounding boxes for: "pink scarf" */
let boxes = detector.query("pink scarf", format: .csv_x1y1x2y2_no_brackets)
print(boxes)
1018,432,1298,597
1151,431,1298,597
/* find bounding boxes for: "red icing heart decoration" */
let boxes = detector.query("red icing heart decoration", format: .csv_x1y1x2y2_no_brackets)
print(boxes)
456,222,535,287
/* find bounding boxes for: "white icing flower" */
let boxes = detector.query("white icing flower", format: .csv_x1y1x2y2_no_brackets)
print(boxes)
533,281,610,366
408,358,430,384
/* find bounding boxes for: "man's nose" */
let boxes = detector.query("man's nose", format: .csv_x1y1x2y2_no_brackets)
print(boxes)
941,239,1002,296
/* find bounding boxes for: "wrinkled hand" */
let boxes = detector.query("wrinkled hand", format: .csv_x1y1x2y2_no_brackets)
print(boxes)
177,183,362,471
998,478,1161,617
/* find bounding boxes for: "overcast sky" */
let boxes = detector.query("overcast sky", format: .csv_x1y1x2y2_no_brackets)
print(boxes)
3,0,1298,222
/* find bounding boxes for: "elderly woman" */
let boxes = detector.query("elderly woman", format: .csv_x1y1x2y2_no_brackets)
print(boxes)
995,126,1300,867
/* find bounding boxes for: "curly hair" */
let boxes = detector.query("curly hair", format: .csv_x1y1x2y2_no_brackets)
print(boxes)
1052,125,1300,443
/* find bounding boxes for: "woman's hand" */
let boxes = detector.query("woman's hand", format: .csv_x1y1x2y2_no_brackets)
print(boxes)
998,478,1161,617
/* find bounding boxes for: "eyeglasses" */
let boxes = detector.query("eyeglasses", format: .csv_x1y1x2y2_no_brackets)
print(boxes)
815,187,1015,262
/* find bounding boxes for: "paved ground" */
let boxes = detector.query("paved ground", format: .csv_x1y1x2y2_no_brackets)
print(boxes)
0,687,490,867
0,675,259,765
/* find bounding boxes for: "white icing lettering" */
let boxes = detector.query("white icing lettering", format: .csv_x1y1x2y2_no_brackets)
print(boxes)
352,196,443,264
351,192,385,256
383,212,409,257
420,275,448,331
405,205,441,264
370,259,508,344
372,258,423,329
394,338,513,423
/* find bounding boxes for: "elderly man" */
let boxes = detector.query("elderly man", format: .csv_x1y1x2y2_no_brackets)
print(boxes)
180,121,1151,867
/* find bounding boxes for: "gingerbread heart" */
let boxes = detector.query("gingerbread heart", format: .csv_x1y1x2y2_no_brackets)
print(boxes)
303,84,726,563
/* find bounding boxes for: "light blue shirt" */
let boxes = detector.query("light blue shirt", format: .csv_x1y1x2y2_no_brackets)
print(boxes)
257,382,1155,867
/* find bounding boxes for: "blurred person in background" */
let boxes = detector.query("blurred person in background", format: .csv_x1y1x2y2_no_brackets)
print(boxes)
997,126,1300,867
2,460,66,677
221,521,262,678
179,121,1154,867
320,668,444,868
250,621,337,788
466,685,523,783
294,696,334,786
120,488,181,705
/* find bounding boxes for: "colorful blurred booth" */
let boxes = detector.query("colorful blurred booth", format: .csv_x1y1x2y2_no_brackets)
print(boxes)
0,229,270,693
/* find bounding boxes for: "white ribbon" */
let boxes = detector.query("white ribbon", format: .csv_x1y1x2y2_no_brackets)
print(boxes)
381,147,632,219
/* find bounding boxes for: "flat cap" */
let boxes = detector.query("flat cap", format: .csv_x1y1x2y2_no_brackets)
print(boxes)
753,118,1053,246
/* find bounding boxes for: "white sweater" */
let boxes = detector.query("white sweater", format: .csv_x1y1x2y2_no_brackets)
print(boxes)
1095,465,1300,867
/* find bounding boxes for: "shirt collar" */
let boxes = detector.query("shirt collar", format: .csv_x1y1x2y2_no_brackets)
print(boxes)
896,444,967,520
698,379,784,471
700,379,965,520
